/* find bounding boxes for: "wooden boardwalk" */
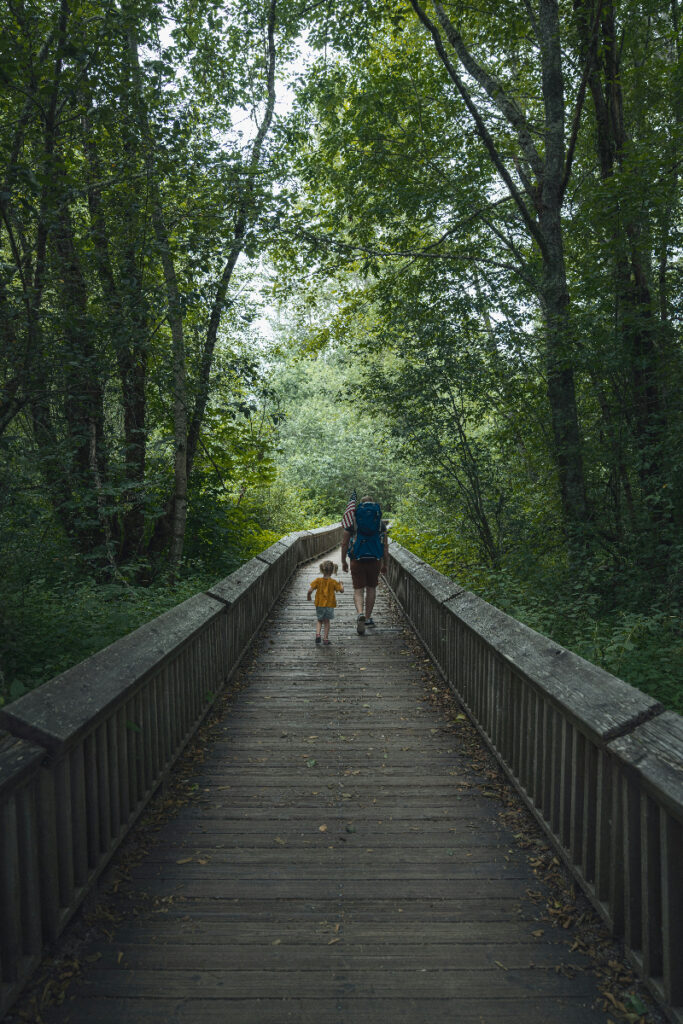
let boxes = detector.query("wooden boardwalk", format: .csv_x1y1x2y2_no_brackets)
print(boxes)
38,550,612,1024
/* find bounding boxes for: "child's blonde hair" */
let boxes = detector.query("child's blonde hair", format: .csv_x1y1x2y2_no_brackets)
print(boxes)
319,560,338,576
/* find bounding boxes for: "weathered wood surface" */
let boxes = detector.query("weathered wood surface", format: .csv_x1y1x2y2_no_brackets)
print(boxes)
36,550,613,1024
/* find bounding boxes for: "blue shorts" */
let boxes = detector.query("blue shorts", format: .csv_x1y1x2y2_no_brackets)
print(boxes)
315,607,335,621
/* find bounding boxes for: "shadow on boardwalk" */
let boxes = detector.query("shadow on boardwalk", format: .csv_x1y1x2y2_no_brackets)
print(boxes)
8,550,662,1024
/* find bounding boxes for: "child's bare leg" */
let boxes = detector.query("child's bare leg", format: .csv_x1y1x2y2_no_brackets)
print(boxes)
315,616,322,637
323,618,330,640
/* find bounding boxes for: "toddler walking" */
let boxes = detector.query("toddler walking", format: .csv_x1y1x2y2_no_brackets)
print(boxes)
307,560,344,645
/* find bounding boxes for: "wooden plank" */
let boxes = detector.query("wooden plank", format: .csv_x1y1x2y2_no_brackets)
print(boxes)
134,899,540,923
132,878,537,900
99,920,564,945
44,996,606,1024
66,964,603,1001
85,941,588,971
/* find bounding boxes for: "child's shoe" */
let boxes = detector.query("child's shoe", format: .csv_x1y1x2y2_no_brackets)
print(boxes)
323,638,331,645
315,635,322,644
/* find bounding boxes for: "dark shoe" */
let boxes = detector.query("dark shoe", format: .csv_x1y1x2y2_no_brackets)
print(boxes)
323,638,331,645
315,635,322,644
356,614,366,635
365,617,376,627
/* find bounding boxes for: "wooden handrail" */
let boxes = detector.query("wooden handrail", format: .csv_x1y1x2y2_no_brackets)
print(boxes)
384,539,682,1020
0,524,342,1018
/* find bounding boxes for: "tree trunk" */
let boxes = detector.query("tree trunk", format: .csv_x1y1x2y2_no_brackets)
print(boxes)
413,0,589,546
186,0,279,479
127,29,188,574
538,210,588,538
84,111,148,561
148,179,188,574
576,0,668,502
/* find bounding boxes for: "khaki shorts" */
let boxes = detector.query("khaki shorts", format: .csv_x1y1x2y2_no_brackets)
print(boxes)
350,559,381,590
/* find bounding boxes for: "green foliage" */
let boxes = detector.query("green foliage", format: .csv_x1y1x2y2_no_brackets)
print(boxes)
267,353,407,516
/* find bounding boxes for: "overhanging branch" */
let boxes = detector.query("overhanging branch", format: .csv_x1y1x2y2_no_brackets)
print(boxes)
409,0,547,258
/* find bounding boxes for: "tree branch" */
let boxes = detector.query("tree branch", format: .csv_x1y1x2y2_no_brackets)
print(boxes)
409,0,546,255
432,1,545,180
560,0,603,200
187,0,279,477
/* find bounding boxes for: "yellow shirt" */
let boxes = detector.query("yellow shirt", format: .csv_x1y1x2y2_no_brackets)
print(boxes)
309,577,343,607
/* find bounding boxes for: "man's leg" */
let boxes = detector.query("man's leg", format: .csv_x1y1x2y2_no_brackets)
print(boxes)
353,587,367,634
365,586,377,619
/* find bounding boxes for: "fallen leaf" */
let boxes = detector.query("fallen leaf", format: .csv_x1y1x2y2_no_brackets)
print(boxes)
319,824,328,832
532,929,544,937
328,938,340,945
176,857,193,864
625,994,648,1015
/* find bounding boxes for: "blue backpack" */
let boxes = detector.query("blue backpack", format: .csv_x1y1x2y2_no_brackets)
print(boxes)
349,502,383,560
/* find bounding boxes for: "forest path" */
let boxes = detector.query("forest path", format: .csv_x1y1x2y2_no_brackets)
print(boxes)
40,548,612,1024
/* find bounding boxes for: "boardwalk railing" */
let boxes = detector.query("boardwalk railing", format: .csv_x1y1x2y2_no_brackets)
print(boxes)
385,539,683,1021
0,525,342,1019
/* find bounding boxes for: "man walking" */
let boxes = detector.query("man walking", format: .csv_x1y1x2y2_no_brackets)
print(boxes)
341,494,388,635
